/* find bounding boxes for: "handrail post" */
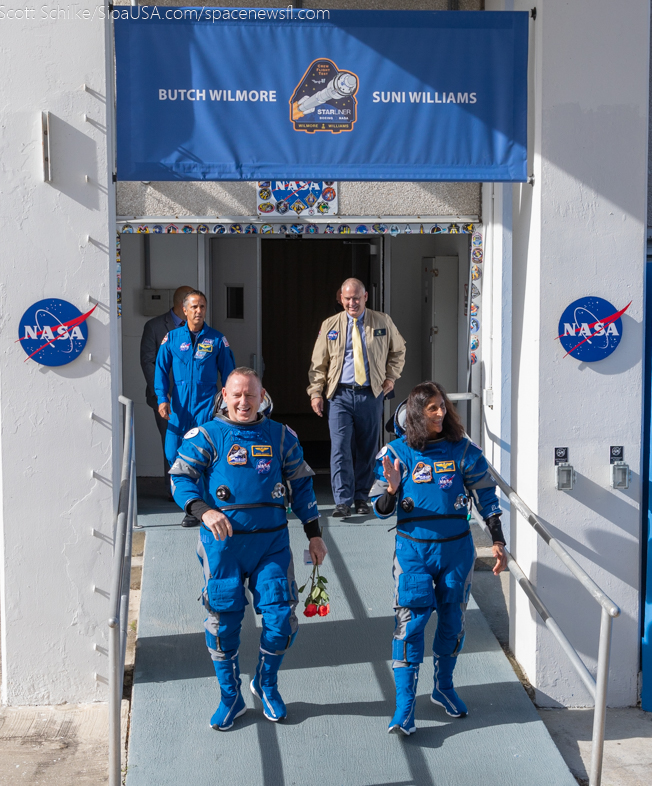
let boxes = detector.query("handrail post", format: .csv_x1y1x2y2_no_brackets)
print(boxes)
109,397,136,786
589,607,613,786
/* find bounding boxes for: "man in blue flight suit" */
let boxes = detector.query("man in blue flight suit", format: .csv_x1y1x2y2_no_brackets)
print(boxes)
371,382,506,735
155,289,236,526
170,367,328,731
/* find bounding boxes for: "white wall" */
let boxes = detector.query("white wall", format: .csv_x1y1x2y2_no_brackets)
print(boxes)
0,12,118,704
120,234,199,477
486,0,649,707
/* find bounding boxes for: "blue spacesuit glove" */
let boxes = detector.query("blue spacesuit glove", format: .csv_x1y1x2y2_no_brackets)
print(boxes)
154,335,173,405
169,426,219,512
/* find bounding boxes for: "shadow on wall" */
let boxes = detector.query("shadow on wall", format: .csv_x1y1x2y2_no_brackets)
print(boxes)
48,114,100,211
575,314,641,376
117,181,257,216
36,312,111,380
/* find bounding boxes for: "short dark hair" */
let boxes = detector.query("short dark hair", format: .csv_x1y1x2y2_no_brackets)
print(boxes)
405,381,464,451
182,289,207,307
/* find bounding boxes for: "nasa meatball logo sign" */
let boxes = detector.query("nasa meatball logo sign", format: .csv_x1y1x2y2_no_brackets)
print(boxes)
557,296,631,362
17,298,96,366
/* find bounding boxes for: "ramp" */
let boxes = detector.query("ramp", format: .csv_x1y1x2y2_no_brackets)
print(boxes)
127,486,576,786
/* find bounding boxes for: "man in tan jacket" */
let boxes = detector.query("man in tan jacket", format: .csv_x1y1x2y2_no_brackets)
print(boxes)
308,278,406,517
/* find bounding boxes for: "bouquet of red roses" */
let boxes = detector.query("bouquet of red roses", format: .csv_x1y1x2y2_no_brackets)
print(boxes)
299,564,330,617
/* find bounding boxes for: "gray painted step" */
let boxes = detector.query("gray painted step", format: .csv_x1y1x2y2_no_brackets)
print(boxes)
127,502,576,786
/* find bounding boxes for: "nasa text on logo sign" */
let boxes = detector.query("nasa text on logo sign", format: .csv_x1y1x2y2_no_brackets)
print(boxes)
17,298,95,366
557,296,631,362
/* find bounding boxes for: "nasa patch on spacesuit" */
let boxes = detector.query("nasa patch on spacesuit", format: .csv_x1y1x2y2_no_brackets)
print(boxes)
184,428,199,439
227,444,248,466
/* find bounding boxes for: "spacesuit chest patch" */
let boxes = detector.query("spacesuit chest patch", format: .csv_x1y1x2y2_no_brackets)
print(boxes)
256,458,272,474
180,342,191,351
197,341,213,353
327,330,339,340
433,460,456,473
227,444,248,466
412,462,432,483
251,445,272,457
439,474,455,490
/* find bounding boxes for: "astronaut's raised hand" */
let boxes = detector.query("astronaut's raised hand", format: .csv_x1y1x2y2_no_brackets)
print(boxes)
308,536,328,566
382,455,401,495
202,509,233,541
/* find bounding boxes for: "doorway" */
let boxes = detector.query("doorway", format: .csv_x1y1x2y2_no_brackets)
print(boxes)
210,236,382,469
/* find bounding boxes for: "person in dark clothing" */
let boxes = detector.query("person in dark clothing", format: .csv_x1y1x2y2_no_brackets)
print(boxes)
140,285,194,493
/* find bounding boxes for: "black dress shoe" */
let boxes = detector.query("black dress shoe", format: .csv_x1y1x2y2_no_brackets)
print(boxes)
181,514,200,528
354,500,370,515
332,504,351,518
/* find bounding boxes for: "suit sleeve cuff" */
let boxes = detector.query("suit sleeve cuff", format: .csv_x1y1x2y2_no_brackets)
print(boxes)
375,491,397,515
187,498,213,520
485,514,506,545
303,518,322,540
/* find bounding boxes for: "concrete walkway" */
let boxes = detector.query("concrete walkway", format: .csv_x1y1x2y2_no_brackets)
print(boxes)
126,484,577,786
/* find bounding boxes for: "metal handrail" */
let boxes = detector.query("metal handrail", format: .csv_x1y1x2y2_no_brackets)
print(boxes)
109,396,137,786
474,458,620,786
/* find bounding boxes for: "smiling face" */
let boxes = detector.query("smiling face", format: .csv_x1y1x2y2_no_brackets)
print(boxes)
341,282,368,319
223,373,265,423
424,394,447,437
183,294,207,332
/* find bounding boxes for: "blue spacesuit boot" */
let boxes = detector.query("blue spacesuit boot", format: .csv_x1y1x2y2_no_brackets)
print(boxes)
431,654,468,718
250,650,287,722
210,657,247,731
388,664,419,735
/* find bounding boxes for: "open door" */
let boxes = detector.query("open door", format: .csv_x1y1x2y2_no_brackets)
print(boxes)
210,236,261,373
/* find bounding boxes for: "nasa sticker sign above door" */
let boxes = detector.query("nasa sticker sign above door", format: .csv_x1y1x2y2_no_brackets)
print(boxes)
17,298,97,366
558,296,631,362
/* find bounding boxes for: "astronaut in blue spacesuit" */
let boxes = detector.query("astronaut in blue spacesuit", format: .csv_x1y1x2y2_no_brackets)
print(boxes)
371,381,507,736
170,367,328,731
155,289,236,526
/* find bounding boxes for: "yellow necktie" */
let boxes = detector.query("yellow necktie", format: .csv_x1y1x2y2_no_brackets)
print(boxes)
352,318,366,385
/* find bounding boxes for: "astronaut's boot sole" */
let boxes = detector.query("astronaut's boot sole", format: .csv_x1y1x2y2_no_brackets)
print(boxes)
388,720,416,736
250,678,286,722
210,692,247,731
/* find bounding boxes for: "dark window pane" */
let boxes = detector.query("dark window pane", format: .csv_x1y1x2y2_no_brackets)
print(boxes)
226,286,244,319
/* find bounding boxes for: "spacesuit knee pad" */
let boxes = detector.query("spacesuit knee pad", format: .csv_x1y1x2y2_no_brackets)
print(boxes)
261,629,297,656
204,624,240,661
392,636,425,665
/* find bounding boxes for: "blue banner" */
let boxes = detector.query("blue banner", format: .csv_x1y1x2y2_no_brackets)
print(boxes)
115,9,528,182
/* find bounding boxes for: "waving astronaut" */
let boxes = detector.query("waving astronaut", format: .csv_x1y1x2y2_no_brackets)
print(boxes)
371,382,507,736
170,367,328,731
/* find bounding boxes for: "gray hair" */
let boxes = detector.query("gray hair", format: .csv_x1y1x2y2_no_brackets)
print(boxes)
182,289,207,307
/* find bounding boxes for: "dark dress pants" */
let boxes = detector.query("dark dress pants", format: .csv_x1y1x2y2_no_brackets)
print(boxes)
153,406,171,492
328,386,384,506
